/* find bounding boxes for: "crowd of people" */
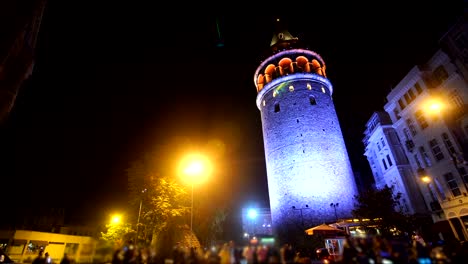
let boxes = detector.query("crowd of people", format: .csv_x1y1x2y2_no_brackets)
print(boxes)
31,250,72,264
107,234,468,264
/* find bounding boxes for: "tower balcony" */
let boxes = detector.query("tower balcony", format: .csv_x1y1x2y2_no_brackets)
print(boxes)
254,49,328,93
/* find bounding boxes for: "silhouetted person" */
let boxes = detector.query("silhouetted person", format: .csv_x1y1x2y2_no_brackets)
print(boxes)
60,253,70,264
32,250,45,264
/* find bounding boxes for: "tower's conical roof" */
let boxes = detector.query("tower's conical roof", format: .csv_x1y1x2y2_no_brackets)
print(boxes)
267,18,303,55
270,18,298,47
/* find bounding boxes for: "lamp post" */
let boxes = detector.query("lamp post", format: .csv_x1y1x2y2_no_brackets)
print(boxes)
136,188,147,243
179,152,212,248
330,203,339,222
292,205,309,228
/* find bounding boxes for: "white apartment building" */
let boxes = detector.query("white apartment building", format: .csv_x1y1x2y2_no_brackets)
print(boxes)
363,111,427,215
365,17,468,241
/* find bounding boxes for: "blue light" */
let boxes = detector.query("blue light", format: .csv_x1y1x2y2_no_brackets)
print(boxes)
247,209,258,219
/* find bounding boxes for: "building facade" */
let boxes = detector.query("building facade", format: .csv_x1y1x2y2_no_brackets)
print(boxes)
253,20,359,242
0,229,96,264
363,111,427,215
364,16,468,241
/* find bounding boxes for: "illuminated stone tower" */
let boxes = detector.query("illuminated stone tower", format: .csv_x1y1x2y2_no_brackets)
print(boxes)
253,20,358,240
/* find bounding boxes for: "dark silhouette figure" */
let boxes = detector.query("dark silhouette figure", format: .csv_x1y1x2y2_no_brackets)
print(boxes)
59,253,70,264
32,250,46,264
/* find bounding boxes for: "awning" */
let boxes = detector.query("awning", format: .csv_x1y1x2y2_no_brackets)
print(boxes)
305,223,346,236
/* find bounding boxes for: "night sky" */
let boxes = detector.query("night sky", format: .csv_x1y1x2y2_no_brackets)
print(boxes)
0,1,464,223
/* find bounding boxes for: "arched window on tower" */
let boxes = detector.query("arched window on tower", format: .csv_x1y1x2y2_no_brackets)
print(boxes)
309,96,317,105
274,103,280,113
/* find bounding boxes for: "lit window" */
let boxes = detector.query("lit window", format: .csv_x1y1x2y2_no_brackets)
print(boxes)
307,83,312,90
289,85,294,92
273,90,278,97
415,110,428,129
321,86,326,93
262,100,266,107
449,90,464,113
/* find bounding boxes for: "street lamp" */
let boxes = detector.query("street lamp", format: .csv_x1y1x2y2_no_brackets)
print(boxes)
292,205,309,228
330,203,339,222
179,152,213,247
247,208,258,237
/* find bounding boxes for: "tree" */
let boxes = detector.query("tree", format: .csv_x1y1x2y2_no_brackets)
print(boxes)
100,221,135,248
352,185,414,237
126,136,233,250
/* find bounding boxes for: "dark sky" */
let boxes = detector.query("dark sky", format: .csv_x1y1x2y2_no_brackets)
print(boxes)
1,1,464,223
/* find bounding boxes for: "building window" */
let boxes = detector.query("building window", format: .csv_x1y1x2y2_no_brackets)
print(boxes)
289,85,294,92
382,159,388,170
386,154,393,167
380,137,386,147
444,172,462,197
404,93,412,105
398,99,406,110
377,142,381,151
406,118,418,136
419,146,432,167
458,166,468,184
429,139,445,161
262,100,266,107
321,86,326,93
433,65,449,86
415,110,428,129
442,132,457,155
309,96,316,105
414,154,423,169
449,90,464,113
414,82,423,94
307,83,312,90
408,88,416,100
274,103,280,113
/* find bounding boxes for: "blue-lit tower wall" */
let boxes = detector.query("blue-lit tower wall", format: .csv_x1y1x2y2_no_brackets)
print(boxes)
254,35,359,240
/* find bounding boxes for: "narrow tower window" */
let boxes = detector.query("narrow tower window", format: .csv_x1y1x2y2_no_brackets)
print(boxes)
321,86,326,93
274,103,280,113
309,96,317,105
307,83,312,90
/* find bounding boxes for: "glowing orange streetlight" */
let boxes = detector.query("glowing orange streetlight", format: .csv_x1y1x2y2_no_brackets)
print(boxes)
178,153,213,246
422,97,447,118
110,214,122,225
420,175,432,184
